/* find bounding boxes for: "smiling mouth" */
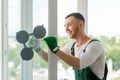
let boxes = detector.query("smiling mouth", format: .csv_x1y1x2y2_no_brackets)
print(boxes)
67,31,71,34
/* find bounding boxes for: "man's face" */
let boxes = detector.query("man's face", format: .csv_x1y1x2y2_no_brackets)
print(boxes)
64,16,80,39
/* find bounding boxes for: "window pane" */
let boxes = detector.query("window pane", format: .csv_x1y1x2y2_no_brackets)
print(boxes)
8,0,21,80
88,0,120,37
33,0,48,80
88,0,120,80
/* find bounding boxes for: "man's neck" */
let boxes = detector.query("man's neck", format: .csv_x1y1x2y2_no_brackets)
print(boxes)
75,35,91,47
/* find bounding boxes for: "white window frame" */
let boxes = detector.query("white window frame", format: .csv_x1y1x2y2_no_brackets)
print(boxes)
1,0,8,80
0,0,2,80
21,0,33,80
48,0,57,80
77,0,88,33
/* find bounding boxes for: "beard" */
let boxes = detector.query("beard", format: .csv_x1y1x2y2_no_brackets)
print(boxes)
67,26,80,39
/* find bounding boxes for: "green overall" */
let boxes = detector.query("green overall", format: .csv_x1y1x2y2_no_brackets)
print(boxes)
71,39,108,80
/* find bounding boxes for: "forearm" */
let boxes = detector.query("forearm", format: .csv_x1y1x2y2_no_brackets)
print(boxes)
37,50,48,62
43,36,80,68
56,50,80,69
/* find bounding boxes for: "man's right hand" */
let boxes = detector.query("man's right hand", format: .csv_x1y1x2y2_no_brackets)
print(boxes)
28,36,41,53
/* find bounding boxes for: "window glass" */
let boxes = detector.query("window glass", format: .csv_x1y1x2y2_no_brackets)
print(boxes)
8,0,21,80
88,0,120,80
8,0,48,80
33,0,48,80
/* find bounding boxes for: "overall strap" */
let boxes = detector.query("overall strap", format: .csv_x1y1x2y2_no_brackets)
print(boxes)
83,39,99,52
71,42,76,56
71,39,99,56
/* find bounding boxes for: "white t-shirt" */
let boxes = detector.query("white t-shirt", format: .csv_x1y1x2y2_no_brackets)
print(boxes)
61,39,105,79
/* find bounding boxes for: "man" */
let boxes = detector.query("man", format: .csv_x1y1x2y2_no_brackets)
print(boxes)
29,12,107,80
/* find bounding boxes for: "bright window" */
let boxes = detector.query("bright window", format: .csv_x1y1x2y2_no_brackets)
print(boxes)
88,0,120,80
8,0,21,79
33,0,48,80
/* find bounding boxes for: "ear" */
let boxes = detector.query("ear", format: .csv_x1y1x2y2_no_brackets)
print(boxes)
79,21,84,27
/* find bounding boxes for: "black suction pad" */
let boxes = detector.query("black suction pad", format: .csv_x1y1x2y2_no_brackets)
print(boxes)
16,30,29,44
21,47,34,60
33,25,46,39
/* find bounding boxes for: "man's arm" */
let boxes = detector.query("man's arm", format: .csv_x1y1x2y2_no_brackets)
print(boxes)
56,50,80,69
37,50,48,62
44,36,80,69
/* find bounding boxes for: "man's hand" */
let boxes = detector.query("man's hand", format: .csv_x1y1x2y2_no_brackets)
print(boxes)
28,36,41,53
44,36,59,54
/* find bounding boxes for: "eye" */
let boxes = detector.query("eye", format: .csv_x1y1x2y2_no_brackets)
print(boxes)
68,23,73,26
64,24,67,27
64,23,73,28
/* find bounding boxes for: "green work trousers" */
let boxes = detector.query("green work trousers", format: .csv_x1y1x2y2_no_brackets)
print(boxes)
73,67,101,80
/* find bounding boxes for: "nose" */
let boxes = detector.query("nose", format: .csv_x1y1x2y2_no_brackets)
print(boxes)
65,26,69,32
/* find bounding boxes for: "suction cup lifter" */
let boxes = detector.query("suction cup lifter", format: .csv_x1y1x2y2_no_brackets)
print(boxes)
16,25,46,60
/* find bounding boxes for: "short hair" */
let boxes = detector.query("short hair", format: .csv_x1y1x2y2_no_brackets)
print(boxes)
65,12,85,22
